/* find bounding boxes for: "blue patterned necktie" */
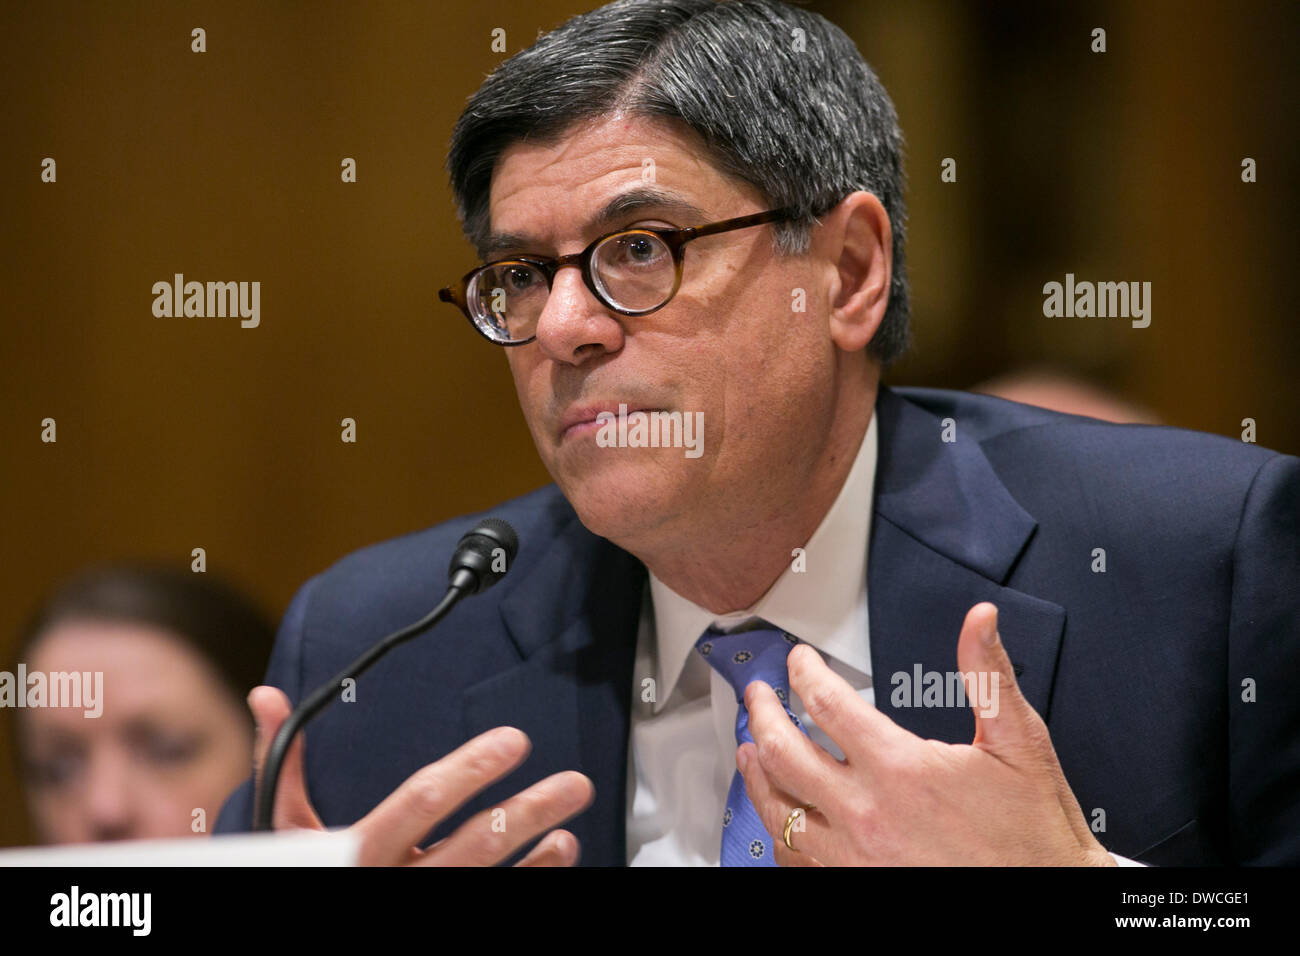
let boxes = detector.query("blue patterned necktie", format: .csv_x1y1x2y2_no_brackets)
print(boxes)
694,623,807,866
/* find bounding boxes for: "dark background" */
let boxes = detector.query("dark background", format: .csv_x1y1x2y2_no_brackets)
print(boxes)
1,0,1295,847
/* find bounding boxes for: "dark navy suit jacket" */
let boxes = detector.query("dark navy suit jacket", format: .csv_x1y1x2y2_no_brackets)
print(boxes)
215,386,1300,865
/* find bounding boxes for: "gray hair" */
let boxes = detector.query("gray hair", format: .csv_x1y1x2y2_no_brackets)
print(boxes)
447,0,910,363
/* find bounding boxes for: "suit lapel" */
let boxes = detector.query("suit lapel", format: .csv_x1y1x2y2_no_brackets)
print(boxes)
461,517,645,866
868,387,1066,742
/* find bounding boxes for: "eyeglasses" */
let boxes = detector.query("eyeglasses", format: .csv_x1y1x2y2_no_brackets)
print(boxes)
438,207,796,345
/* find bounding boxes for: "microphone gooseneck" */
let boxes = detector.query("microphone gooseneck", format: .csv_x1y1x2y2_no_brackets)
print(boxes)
253,518,519,831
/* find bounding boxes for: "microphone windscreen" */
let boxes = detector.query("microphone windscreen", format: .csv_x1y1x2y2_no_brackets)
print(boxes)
472,518,519,565
448,518,519,592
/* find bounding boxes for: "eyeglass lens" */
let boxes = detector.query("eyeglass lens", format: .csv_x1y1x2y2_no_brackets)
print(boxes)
468,231,677,341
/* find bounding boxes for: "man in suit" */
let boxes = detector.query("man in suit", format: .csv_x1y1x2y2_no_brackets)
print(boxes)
215,0,1299,865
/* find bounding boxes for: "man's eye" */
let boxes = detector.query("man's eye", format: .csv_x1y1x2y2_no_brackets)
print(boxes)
627,238,656,260
613,236,666,266
505,267,536,290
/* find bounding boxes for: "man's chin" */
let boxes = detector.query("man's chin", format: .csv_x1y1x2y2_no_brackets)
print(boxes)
549,456,685,545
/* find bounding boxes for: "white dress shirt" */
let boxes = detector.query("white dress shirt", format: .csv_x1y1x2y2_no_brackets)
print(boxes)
623,408,1143,866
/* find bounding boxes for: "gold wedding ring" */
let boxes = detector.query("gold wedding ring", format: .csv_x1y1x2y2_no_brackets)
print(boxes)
783,804,815,851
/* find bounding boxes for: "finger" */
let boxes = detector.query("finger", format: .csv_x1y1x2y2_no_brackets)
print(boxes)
353,726,531,866
785,643,909,768
744,679,845,811
513,829,581,867
773,841,825,867
738,743,831,866
248,686,323,830
417,770,595,867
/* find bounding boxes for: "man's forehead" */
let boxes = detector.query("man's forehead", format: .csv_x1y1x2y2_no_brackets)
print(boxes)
483,115,744,254
492,113,710,189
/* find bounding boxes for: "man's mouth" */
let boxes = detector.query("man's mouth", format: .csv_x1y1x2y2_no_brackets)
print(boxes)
557,404,657,441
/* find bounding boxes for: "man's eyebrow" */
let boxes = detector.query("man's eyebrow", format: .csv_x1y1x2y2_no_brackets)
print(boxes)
595,187,709,227
478,187,711,259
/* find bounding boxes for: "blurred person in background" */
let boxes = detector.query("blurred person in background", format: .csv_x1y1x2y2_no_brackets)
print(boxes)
975,367,1160,425
7,565,274,844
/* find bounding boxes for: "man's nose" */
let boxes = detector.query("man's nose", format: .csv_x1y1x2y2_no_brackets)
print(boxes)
534,265,625,364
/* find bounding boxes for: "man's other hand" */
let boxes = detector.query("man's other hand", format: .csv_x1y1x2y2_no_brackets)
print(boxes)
248,686,593,866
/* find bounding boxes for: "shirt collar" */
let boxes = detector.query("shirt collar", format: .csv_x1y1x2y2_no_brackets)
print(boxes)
647,410,878,711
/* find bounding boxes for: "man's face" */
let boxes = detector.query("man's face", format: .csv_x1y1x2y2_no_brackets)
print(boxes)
488,114,845,553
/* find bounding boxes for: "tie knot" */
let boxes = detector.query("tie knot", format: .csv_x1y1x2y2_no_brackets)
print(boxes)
694,624,802,702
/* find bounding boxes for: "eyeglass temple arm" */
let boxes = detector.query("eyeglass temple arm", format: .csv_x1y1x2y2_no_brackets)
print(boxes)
683,207,797,240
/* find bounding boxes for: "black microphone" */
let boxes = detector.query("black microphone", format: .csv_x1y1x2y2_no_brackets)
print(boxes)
253,518,519,831
448,517,518,594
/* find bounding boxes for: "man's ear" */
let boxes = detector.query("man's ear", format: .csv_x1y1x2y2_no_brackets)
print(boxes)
815,191,892,353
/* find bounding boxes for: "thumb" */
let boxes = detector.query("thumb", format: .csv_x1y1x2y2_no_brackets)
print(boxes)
956,605,1101,851
955,603,1034,754
249,685,324,831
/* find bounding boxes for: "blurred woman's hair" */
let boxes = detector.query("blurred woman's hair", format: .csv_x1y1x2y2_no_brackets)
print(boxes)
12,563,275,728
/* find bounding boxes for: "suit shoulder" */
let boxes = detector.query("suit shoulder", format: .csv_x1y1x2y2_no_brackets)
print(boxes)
296,484,577,637
892,385,1284,476
890,386,1292,538
325,483,573,579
